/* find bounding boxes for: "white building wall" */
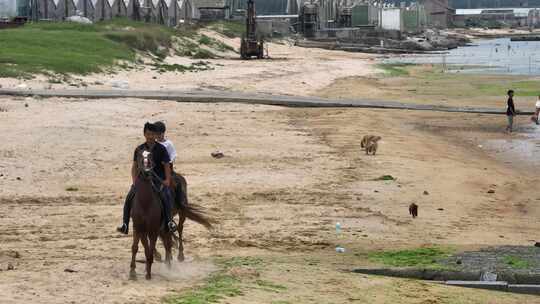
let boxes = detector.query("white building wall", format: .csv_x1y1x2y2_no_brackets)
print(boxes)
0,0,17,18
381,7,401,31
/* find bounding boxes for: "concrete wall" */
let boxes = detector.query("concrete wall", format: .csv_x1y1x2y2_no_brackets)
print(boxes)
314,27,401,42
256,18,291,37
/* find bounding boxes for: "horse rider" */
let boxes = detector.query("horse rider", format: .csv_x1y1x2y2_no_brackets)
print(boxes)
117,122,177,234
153,121,185,204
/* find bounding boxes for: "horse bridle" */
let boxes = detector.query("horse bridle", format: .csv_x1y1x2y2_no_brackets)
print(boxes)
138,150,164,193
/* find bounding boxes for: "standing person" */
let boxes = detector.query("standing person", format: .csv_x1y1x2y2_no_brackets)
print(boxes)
533,95,540,125
506,90,517,133
117,122,177,234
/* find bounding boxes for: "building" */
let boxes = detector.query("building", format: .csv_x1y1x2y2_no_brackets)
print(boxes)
55,0,77,19
0,0,17,18
94,0,112,20
194,0,230,20
453,8,529,27
111,0,128,17
77,0,95,19
422,0,455,28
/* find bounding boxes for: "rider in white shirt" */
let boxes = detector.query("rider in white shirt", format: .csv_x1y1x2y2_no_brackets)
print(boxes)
154,121,184,206
154,121,177,164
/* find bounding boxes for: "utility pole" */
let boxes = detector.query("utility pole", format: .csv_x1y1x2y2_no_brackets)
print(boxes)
101,0,105,20
379,0,383,29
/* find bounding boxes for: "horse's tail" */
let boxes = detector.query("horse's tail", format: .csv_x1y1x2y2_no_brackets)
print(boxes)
180,202,213,229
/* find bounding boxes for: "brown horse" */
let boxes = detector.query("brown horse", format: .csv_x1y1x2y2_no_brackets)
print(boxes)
155,173,213,262
130,150,173,280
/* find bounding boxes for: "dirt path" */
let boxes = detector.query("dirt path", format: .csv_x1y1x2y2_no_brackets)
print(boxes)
0,38,375,97
1,95,539,303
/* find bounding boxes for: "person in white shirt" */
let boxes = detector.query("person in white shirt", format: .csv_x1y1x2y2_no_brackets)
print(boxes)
154,121,177,166
533,96,540,125
154,121,185,207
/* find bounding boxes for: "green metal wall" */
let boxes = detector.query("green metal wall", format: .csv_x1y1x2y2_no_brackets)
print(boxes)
16,0,30,16
352,5,369,26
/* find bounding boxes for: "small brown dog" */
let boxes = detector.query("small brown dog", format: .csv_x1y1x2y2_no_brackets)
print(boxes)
409,203,418,218
361,135,379,149
365,136,381,155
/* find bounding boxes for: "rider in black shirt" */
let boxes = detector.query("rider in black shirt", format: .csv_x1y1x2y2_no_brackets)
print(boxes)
117,122,177,234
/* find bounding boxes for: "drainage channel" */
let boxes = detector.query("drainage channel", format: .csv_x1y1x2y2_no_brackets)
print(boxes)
352,268,540,295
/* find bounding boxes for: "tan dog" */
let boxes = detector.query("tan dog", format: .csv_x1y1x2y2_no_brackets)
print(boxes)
361,135,379,149
364,136,381,155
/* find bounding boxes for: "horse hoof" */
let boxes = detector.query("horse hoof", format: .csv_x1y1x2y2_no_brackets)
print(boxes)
145,274,151,280
129,270,137,280
177,254,185,262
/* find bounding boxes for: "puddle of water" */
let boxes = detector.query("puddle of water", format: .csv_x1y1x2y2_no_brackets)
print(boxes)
482,124,540,172
388,38,540,76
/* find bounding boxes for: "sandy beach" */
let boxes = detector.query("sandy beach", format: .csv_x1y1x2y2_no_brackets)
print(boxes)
1,32,540,303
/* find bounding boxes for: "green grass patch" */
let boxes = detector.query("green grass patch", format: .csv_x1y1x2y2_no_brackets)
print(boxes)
377,63,414,77
0,18,238,78
475,81,540,97
396,64,540,99
503,256,531,269
65,186,79,192
368,247,453,268
164,274,242,304
0,18,178,77
198,34,234,52
206,20,245,38
192,48,216,59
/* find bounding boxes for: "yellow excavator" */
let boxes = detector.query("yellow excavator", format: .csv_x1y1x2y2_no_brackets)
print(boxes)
240,0,264,59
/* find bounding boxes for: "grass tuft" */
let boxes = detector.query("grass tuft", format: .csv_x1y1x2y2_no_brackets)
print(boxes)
152,61,213,74
367,247,453,268
206,20,245,38
503,256,530,269
164,274,242,304
377,63,414,77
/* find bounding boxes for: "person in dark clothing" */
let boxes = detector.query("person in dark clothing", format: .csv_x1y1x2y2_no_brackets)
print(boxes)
117,122,177,234
506,90,517,133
